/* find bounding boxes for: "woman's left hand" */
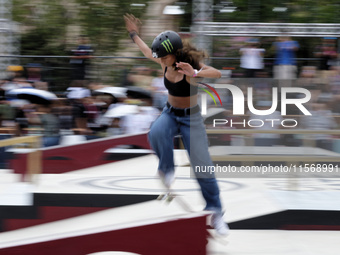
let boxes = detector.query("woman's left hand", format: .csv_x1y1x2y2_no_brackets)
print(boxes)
176,62,195,76
124,13,141,34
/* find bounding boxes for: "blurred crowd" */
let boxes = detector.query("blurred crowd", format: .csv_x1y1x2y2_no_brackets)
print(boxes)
0,68,161,147
0,36,340,151
233,36,340,113
202,36,340,152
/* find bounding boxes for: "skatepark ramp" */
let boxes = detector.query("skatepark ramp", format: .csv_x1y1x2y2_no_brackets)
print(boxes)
0,201,209,255
9,132,151,176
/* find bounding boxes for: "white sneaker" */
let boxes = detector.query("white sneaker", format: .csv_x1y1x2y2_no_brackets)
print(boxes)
211,212,230,236
158,170,175,188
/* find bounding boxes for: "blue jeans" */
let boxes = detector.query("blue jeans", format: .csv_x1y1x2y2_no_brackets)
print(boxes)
42,136,60,147
148,104,222,213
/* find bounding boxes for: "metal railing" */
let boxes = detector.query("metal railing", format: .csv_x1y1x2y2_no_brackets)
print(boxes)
0,55,323,91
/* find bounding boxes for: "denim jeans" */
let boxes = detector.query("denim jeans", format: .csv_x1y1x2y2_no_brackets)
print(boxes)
42,136,60,147
148,104,222,213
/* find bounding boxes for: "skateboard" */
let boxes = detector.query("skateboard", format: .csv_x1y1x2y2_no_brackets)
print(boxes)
207,230,229,245
157,182,229,244
157,190,194,212
157,190,229,244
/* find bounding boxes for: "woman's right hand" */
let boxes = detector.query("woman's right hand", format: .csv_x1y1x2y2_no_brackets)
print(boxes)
124,13,141,34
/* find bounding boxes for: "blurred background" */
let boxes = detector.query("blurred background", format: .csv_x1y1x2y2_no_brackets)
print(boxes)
1,2,340,254
0,0,340,164
3,0,340,89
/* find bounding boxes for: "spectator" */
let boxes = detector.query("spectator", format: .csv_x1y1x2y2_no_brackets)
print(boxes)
239,38,265,78
53,98,74,134
272,34,299,87
66,83,93,135
69,35,93,81
2,66,32,90
0,89,15,127
121,105,159,135
301,98,337,151
26,63,43,83
314,37,338,71
106,117,124,136
314,37,338,85
28,104,60,147
329,66,340,95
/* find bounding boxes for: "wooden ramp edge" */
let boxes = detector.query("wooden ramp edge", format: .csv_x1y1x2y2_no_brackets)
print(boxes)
0,200,209,255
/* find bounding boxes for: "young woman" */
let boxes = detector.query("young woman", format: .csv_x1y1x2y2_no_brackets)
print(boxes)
124,14,229,235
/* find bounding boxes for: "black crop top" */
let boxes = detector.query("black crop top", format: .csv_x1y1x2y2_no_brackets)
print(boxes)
164,67,198,97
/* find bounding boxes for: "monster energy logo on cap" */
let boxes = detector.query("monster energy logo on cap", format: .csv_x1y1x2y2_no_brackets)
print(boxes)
161,39,173,53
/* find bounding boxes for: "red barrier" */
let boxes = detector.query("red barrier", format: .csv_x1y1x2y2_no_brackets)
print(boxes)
10,133,151,174
0,215,208,255
5,207,108,231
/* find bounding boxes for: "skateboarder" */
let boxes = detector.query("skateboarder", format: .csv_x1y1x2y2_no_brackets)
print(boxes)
124,14,229,236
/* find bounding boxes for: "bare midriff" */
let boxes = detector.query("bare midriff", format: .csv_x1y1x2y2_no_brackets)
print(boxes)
167,94,198,108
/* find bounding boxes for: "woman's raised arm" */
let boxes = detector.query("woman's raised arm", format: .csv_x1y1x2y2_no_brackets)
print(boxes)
124,14,161,65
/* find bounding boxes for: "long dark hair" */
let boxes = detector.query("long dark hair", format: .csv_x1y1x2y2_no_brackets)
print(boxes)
173,40,207,70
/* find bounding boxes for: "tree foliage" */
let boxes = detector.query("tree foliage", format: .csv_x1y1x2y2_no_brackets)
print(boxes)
12,0,340,56
12,0,147,56
10,0,340,89
74,0,147,55
212,0,340,23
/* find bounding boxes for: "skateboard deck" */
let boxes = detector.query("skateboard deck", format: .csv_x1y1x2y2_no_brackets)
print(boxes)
207,230,229,245
157,180,229,244
157,191,194,212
